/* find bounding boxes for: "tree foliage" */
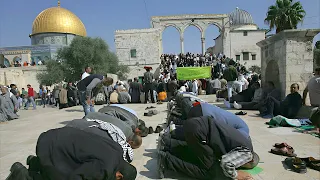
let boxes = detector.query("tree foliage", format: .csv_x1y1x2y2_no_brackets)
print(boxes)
265,0,306,33
248,65,261,74
36,60,65,86
37,36,128,85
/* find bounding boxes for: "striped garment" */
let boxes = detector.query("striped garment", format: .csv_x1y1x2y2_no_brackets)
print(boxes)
86,118,134,163
220,146,253,179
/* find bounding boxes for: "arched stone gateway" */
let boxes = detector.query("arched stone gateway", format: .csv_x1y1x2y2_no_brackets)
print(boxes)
257,29,320,98
151,14,230,55
265,60,280,89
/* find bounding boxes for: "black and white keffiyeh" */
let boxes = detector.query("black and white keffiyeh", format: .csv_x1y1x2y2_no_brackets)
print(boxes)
86,118,134,163
220,146,253,179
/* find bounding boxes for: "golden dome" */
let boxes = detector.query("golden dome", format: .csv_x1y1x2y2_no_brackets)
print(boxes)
31,7,86,36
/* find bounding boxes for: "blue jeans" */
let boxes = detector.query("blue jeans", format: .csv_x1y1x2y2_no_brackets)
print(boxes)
25,97,36,109
227,81,235,101
79,91,94,115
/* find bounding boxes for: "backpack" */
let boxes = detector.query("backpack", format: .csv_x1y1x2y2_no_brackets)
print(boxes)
95,92,106,105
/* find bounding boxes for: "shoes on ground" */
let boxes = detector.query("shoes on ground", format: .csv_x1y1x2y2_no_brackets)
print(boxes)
148,127,154,134
155,126,163,133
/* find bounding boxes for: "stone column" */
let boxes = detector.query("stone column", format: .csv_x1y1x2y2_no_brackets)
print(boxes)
257,29,320,98
201,37,205,55
180,35,184,54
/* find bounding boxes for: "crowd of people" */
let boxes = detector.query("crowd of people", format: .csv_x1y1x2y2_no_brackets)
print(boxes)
2,53,320,179
1,60,45,68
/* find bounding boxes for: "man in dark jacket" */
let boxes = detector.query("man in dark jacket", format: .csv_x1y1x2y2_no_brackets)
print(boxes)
77,74,113,115
261,83,303,119
223,60,238,101
159,116,256,180
6,127,137,180
143,68,155,103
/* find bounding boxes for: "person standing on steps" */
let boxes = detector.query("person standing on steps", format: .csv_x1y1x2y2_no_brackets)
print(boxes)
144,67,155,103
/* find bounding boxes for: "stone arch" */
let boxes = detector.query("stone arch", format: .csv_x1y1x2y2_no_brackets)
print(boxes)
265,60,280,89
182,23,203,35
13,56,21,62
161,24,182,34
4,58,11,67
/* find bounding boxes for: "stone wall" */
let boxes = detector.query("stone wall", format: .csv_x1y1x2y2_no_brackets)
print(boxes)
115,28,162,66
257,29,320,98
0,66,119,90
0,66,46,89
230,30,265,69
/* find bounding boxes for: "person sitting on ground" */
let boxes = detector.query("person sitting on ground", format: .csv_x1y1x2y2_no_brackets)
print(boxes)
159,115,258,180
0,85,19,122
303,68,320,107
6,126,137,180
118,87,131,104
233,82,263,110
260,83,303,119
206,73,221,94
110,90,119,104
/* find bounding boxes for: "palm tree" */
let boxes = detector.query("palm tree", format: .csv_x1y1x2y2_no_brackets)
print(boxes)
265,0,306,33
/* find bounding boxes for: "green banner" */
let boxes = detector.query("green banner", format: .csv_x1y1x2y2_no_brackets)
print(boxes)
177,66,212,80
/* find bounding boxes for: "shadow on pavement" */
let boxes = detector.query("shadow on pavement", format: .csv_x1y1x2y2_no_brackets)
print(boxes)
65,109,83,112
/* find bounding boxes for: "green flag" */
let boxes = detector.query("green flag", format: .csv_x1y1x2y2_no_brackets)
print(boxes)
177,66,212,80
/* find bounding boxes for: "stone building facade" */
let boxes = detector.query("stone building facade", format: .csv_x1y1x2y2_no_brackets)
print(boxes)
115,28,162,79
115,8,266,79
257,29,320,98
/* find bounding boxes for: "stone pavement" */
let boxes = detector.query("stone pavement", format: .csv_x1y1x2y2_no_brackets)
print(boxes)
0,95,319,180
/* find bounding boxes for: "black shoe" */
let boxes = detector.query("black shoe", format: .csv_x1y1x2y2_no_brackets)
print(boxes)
27,155,40,172
144,112,153,117
6,162,31,180
155,126,163,133
148,127,154,134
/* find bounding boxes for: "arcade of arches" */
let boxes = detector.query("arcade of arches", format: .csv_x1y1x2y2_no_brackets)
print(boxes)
151,14,229,55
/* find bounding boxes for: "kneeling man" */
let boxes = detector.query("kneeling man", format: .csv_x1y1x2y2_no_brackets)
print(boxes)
7,127,137,180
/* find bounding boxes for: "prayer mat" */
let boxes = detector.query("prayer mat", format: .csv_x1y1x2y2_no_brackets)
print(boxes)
242,166,263,175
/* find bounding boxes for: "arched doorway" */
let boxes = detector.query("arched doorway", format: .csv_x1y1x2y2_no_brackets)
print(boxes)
4,58,11,67
265,60,280,89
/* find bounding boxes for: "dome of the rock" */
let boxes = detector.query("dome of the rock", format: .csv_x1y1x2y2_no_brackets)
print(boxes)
31,7,86,37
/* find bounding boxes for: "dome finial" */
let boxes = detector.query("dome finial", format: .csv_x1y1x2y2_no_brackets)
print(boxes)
58,0,60,7
236,7,239,9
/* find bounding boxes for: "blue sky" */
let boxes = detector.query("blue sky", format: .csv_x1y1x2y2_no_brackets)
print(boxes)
0,0,319,53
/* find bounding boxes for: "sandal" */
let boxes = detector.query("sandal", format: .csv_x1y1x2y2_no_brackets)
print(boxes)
300,157,320,171
235,111,247,115
274,142,293,149
284,157,307,173
270,147,296,157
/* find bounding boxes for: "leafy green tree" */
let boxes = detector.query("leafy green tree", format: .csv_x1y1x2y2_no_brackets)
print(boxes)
37,36,128,85
265,0,306,33
248,65,261,74
36,60,65,86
